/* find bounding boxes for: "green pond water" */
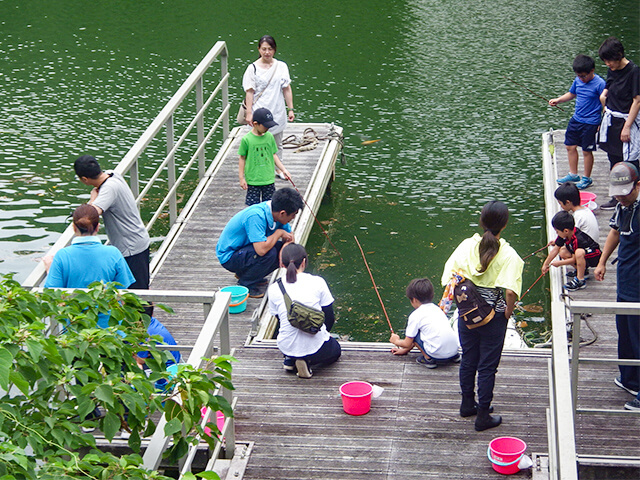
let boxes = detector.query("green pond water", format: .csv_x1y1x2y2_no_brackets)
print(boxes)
1,0,638,341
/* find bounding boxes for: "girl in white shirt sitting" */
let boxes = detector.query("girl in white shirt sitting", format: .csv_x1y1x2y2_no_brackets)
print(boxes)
267,243,341,378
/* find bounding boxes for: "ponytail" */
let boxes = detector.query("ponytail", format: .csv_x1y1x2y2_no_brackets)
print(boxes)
477,201,509,273
281,243,307,284
72,204,99,236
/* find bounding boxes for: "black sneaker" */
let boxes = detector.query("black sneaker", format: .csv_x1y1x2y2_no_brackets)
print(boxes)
624,399,640,411
564,277,586,291
615,376,639,396
566,268,589,279
283,356,296,372
600,197,618,210
416,356,438,369
248,284,267,298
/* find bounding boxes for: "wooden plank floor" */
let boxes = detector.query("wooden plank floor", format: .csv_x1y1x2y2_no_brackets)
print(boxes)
547,130,640,460
145,126,638,479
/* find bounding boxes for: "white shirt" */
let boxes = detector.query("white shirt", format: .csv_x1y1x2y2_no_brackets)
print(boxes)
573,207,599,244
405,303,460,359
268,272,333,357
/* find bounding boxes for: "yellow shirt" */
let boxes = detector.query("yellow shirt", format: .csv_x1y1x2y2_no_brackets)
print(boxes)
441,233,524,298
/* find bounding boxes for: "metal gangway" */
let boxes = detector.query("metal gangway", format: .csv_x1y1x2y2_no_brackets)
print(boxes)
23,41,243,478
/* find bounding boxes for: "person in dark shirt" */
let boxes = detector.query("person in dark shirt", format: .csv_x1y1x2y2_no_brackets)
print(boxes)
542,210,601,291
595,163,640,410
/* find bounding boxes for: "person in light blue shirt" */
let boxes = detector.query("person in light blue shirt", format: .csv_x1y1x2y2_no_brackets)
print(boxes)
44,204,135,328
550,54,606,190
216,188,303,298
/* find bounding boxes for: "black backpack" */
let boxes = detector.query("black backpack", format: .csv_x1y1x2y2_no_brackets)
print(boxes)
453,279,497,329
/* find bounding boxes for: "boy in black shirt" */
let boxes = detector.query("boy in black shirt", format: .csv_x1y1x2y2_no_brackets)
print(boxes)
542,211,602,291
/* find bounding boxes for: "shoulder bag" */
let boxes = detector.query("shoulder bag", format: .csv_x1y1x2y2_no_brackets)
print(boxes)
236,61,279,125
453,278,499,329
277,279,325,334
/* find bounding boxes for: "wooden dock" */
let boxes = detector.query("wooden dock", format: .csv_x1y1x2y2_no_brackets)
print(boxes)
146,125,637,479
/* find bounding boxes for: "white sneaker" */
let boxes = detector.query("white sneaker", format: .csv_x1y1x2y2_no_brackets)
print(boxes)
295,359,313,378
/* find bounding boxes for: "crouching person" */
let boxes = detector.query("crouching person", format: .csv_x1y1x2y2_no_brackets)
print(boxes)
268,243,341,378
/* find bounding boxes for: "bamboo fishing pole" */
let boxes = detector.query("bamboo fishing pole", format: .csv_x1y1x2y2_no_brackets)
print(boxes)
354,235,394,334
502,75,566,112
522,244,550,261
519,270,546,301
287,177,343,261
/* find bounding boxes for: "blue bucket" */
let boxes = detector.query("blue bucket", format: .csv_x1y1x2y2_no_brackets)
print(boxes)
220,285,249,314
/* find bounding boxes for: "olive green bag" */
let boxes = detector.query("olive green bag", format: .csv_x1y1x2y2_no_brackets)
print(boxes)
277,279,325,334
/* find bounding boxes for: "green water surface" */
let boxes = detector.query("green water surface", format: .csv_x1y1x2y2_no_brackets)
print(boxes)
1,0,638,341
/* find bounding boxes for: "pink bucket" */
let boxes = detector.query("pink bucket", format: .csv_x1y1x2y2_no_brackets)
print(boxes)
200,407,225,437
579,191,597,210
339,381,373,415
488,437,527,475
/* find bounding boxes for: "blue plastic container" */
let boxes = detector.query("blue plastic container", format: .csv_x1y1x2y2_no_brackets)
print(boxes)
220,285,249,313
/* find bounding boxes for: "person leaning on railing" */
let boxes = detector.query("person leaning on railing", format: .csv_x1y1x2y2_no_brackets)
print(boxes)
44,204,135,328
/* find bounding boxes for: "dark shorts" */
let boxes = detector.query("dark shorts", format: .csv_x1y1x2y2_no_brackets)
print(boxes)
565,117,599,151
585,251,602,268
245,183,275,206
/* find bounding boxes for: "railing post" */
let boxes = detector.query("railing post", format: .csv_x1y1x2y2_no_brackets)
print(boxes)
196,78,206,179
570,311,581,414
221,47,229,140
166,115,177,223
130,160,140,199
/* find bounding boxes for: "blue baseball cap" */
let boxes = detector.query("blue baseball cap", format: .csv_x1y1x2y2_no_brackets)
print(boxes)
252,108,278,129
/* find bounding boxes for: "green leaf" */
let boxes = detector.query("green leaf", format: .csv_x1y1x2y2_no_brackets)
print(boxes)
182,473,197,480
8,371,30,396
102,412,121,441
25,339,43,363
164,418,182,437
0,348,12,390
196,471,220,480
94,385,115,407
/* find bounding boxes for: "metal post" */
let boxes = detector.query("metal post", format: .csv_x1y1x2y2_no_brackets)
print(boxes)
221,48,229,140
130,160,140,199
570,312,581,413
165,115,177,223
196,78,205,179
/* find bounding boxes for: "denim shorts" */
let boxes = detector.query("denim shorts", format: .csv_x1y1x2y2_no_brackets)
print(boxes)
565,117,599,151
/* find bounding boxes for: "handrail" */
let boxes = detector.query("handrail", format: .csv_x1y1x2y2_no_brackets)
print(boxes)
22,41,230,289
543,130,579,480
142,290,234,471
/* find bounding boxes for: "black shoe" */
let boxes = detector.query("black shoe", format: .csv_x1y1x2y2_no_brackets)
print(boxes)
248,284,267,298
600,197,618,210
566,268,589,279
475,408,502,431
460,394,494,417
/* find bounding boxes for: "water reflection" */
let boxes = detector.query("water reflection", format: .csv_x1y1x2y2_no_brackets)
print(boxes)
0,0,638,341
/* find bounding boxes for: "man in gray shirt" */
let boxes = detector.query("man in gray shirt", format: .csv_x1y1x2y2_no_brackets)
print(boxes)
74,155,151,289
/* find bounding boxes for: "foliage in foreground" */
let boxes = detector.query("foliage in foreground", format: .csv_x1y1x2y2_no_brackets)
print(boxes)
0,276,234,480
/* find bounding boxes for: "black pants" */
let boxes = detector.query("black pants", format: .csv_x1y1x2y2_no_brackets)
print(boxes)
125,247,150,289
221,242,283,288
458,312,508,409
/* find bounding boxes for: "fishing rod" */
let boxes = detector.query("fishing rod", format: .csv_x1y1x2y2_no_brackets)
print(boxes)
287,177,343,261
502,75,566,112
519,270,546,301
522,244,549,261
354,235,394,334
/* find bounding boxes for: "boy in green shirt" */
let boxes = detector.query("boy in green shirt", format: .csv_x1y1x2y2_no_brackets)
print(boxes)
239,107,291,205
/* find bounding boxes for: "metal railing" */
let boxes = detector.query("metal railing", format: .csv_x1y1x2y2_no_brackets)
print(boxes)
23,41,230,289
543,130,640,478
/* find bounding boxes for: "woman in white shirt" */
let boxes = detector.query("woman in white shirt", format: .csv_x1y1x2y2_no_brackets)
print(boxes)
268,243,341,378
242,35,295,173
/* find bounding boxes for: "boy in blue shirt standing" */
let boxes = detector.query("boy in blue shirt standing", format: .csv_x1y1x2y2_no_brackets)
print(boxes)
239,107,291,206
550,54,606,190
